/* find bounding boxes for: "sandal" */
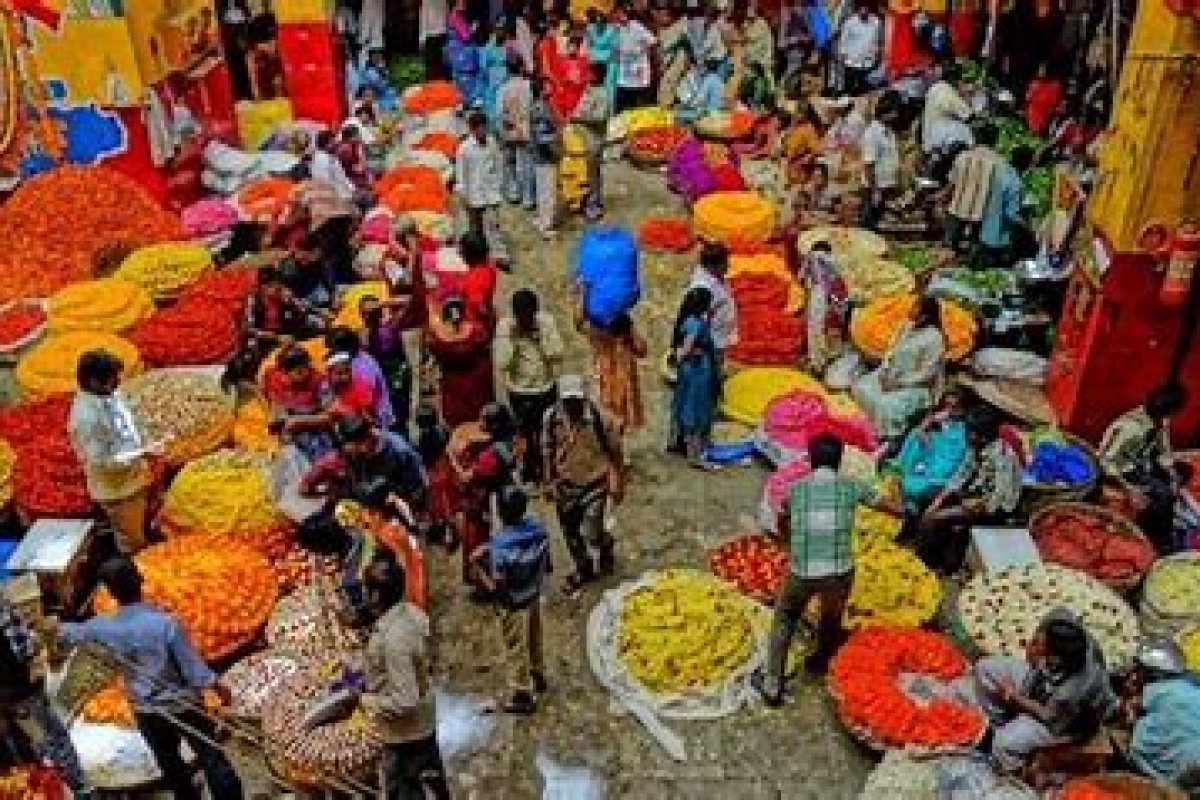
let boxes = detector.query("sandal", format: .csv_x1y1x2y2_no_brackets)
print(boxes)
750,668,783,708
482,692,537,715
563,572,590,599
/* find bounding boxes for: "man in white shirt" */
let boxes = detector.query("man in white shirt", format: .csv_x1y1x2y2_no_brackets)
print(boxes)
860,94,902,229
921,64,974,155
456,111,510,268
614,12,657,112
837,2,882,96
310,129,358,203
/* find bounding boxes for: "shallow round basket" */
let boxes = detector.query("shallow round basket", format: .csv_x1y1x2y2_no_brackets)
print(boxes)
1061,773,1185,800
1028,501,1152,595
0,299,48,356
627,148,670,170
1022,433,1101,510
827,683,986,758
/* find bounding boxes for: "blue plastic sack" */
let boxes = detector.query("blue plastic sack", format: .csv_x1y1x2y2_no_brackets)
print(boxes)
1025,441,1095,486
575,226,641,326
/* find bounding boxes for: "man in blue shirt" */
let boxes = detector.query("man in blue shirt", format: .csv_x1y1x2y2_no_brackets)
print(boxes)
471,485,549,714
60,558,244,800
978,145,1034,268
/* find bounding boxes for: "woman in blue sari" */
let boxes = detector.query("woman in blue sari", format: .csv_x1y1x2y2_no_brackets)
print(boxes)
670,287,719,468
586,10,617,106
447,4,484,110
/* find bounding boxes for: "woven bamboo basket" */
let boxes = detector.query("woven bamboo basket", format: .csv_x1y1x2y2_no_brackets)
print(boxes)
1028,501,1153,595
1022,434,1101,511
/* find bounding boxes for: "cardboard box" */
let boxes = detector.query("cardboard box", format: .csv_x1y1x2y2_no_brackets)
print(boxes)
6,518,97,611
967,526,1042,576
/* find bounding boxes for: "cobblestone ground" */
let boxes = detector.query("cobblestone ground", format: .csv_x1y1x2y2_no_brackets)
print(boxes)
233,161,873,799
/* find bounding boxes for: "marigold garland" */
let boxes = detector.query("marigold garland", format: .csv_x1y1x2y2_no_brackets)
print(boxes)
636,217,694,252
829,627,985,751
95,537,279,662
401,80,462,114
850,293,978,361
0,166,184,303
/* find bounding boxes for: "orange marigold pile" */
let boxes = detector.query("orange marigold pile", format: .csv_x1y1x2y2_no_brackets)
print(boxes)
829,627,985,751
95,537,279,662
0,166,184,303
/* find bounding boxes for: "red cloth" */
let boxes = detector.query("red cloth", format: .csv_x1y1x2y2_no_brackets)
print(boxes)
326,378,378,421
551,53,592,119
949,11,979,58
425,454,458,527
1025,78,1064,135
262,366,322,413
459,264,498,324
884,12,929,80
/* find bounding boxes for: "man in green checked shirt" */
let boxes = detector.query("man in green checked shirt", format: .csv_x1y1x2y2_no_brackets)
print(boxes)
753,434,901,707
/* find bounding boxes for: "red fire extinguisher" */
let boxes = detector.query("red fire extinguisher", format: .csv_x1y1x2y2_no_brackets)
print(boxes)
1161,220,1200,307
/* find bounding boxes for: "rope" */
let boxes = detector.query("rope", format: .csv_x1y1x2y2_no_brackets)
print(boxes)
66,640,377,795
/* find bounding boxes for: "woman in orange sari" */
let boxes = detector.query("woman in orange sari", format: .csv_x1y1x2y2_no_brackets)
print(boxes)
579,307,647,434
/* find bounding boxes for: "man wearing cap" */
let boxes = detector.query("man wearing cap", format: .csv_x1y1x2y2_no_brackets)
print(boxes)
542,375,625,596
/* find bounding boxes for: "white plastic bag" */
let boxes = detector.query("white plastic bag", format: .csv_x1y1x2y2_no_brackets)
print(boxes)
537,751,606,800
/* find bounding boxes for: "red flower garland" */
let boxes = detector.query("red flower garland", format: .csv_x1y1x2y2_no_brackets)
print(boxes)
0,304,45,347
637,217,694,252
0,396,91,519
128,298,239,368
709,534,788,604
829,627,985,750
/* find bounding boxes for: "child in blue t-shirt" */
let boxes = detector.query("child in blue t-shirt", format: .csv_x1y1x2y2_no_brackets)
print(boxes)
471,485,549,714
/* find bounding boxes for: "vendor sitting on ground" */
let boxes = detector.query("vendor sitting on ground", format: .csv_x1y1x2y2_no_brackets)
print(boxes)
300,414,427,516
1099,384,1188,554
295,504,404,628
852,295,947,441
1120,637,1200,791
262,343,334,461
912,408,1024,574
895,388,969,514
973,608,1118,777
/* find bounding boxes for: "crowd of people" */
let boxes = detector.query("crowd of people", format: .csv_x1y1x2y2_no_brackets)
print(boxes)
3,0,1197,796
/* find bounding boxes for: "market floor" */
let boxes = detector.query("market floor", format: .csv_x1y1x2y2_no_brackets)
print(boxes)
245,162,873,799
426,162,871,800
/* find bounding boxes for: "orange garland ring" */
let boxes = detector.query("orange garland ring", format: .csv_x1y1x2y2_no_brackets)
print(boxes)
828,626,986,754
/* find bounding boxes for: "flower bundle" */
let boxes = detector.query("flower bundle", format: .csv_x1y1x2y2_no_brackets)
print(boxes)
0,166,184,303
829,627,985,751
636,217,694,252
